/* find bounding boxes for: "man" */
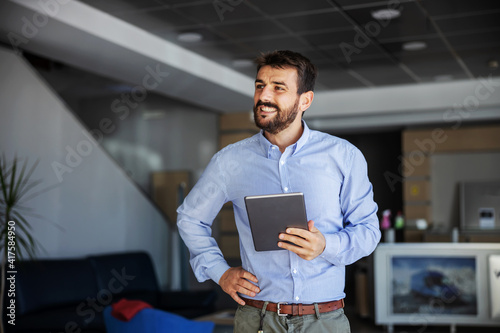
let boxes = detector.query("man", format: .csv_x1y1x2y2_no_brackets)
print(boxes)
177,50,380,332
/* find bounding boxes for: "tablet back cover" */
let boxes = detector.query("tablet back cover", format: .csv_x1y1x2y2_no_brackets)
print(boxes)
244,192,308,251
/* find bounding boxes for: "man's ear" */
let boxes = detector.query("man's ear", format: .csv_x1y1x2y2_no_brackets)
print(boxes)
299,91,314,112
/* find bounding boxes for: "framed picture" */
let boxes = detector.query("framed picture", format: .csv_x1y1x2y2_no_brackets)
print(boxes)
375,243,500,331
391,256,477,315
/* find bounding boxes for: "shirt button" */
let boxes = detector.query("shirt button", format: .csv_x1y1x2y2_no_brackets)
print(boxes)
284,187,288,192
280,160,285,165
295,296,300,301
293,269,297,274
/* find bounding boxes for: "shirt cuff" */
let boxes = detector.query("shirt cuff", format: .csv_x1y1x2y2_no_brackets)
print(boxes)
207,261,232,285
320,233,341,265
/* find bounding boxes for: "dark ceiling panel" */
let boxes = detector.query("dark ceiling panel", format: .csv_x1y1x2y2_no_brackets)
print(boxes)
210,20,288,40
419,0,500,17
458,46,500,77
248,0,335,16
345,2,437,41
315,67,366,90
351,58,417,85
435,12,500,34
277,11,352,33
399,52,468,81
173,1,262,24
304,28,358,48
240,36,311,54
299,49,335,64
446,30,500,50
321,43,388,64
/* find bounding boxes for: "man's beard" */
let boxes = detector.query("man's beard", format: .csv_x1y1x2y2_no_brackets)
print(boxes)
253,98,300,135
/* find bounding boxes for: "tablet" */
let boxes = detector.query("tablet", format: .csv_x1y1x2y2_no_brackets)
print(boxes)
244,192,308,252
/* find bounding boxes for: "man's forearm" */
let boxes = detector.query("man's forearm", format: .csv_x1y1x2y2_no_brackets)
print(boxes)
177,213,230,283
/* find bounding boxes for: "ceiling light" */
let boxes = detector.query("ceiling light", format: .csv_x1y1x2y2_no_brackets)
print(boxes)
177,32,203,43
142,110,166,120
371,9,401,20
488,59,498,70
232,59,253,68
434,74,454,82
402,41,427,51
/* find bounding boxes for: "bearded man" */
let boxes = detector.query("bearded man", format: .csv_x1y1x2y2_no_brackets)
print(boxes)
177,50,381,333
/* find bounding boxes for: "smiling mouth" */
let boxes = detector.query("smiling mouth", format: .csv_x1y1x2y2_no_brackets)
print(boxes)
256,101,279,115
260,106,277,113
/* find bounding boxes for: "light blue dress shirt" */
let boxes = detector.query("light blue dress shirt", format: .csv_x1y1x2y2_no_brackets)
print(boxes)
177,121,381,304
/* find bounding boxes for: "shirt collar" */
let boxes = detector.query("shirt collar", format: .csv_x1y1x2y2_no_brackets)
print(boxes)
258,120,310,157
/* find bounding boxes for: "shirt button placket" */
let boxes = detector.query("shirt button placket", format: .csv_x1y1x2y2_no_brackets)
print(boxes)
279,158,289,193
291,255,301,303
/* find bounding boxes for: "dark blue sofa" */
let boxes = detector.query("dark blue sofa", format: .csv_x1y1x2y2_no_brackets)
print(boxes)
8,251,217,333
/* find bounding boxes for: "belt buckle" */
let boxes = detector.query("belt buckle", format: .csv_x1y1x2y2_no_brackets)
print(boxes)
277,302,288,316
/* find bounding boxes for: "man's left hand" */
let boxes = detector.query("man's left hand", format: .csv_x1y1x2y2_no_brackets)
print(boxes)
278,220,325,260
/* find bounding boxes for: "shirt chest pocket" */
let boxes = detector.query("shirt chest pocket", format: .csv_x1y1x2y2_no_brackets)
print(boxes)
295,170,344,230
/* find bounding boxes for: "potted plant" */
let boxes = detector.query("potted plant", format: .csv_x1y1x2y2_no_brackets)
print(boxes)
0,155,42,333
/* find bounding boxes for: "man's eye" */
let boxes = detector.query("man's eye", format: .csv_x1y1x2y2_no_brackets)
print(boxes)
275,86,284,91
256,85,264,89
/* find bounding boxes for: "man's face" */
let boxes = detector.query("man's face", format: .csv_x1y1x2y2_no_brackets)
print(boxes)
253,65,301,135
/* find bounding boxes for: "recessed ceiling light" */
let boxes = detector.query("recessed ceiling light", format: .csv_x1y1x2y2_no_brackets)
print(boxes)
232,59,253,68
143,110,166,120
371,9,401,20
177,32,203,43
402,41,427,51
434,74,454,82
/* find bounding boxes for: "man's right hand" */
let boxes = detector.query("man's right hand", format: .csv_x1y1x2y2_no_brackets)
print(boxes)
219,266,260,305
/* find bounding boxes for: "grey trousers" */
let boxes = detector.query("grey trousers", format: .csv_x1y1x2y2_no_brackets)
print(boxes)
233,303,351,333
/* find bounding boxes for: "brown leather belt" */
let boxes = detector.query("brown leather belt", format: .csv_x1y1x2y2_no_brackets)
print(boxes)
242,298,344,316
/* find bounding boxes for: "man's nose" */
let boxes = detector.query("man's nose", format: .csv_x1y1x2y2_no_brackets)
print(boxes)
259,86,273,102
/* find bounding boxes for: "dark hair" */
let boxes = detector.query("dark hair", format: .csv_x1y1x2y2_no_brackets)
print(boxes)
255,50,318,94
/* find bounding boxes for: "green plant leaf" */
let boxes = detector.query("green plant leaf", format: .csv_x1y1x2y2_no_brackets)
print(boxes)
0,154,9,205
0,154,43,261
15,159,41,203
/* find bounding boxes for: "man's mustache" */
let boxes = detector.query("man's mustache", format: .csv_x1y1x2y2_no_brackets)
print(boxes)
255,100,280,110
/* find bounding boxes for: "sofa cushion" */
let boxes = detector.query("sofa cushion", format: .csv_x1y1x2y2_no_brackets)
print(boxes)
103,306,215,333
88,251,160,305
16,259,99,316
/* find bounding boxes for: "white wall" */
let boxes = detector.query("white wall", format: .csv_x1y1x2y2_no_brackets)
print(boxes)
0,48,172,288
